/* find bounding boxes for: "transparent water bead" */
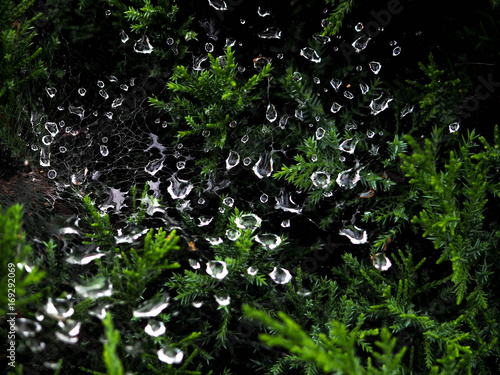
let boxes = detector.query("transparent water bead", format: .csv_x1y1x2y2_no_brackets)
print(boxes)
45,87,57,98
255,234,281,250
339,138,358,154
253,153,274,178
16,318,42,338
205,42,214,52
400,104,414,118
359,83,370,94
311,171,331,188
355,22,363,31
339,226,368,244
258,27,282,39
266,104,278,122
449,122,460,133
371,253,392,271
206,260,229,280
167,175,193,199
45,296,74,319
344,91,354,99
352,35,371,52
330,102,342,113
66,250,105,265
316,127,326,140
281,219,290,228
133,293,170,318
223,197,234,207
226,150,240,169
192,301,203,308
145,158,164,176
247,266,258,276
293,72,302,82
269,267,292,284
275,190,302,213
100,145,109,157
330,78,342,91
226,229,241,241
206,237,223,246
42,135,52,146
158,346,184,364
300,47,321,63
235,213,262,230
336,168,362,189
145,320,166,337
215,295,231,306
119,29,129,43
78,88,86,96
99,89,109,99
134,35,154,54
47,170,57,179
257,6,270,16
69,105,85,119
40,147,50,167
189,259,201,269
74,277,113,299
260,194,268,203
370,92,393,115
198,216,213,226
369,61,382,74
112,98,124,108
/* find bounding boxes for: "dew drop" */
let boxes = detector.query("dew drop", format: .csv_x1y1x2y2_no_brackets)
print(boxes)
167,175,193,199
74,276,113,299
369,61,382,74
214,295,231,306
400,104,414,118
339,138,358,154
133,294,170,318
393,46,401,56
247,266,258,276
119,30,129,43
330,78,342,91
99,89,109,99
370,92,393,115
243,157,251,166
352,35,371,52
223,197,234,207
78,88,86,96
226,151,240,170
311,171,331,188
45,87,57,98
208,0,227,11
336,168,362,189
69,105,85,119
252,153,274,178
269,267,292,284
45,121,59,136
293,72,302,82
300,47,321,63
189,259,201,269
112,98,124,108
40,147,50,167
330,102,342,113
339,226,368,244
100,145,109,157
260,194,268,203
158,346,184,364
205,42,214,52
344,91,354,99
241,134,249,143
226,229,241,241
255,234,281,250
235,213,262,230
355,22,364,31
258,27,282,39
97,80,105,88
449,122,460,133
266,104,278,122
134,35,154,54
206,260,229,280
257,6,270,16
47,170,57,179
145,320,166,337
371,253,392,271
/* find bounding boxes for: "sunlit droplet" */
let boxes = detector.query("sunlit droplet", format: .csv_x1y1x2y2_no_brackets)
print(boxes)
269,267,292,284
206,260,228,280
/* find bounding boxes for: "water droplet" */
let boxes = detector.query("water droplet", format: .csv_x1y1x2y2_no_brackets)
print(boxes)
74,276,113,299
266,104,277,122
176,161,185,170
241,134,249,143
352,35,371,52
105,9,111,16
229,120,237,128
366,130,375,138
344,91,354,99
281,219,290,228
339,138,358,154
330,78,342,91
355,22,364,31
112,98,124,108
226,229,241,241
235,213,262,230
214,295,231,306
449,122,460,133
47,170,57,179
369,61,382,74
393,46,401,56
206,260,228,280
313,77,320,84
370,92,393,115
293,72,302,82
400,104,414,118
192,301,203,308
189,259,201,269
40,147,50,167
311,171,331,188
253,153,274,178
339,226,368,244
257,6,270,16
104,112,113,119
208,0,227,10
205,42,214,52
99,89,109,99
300,47,321,63
255,234,281,250
16,318,42,338
336,168,362,189
119,30,129,43
120,84,129,91
371,253,392,271
247,266,258,276
31,144,39,151
330,102,342,113
226,151,240,169
274,190,302,213
167,175,193,199
258,27,282,39
145,158,164,176
45,296,74,319
134,35,154,54
269,267,292,284
69,105,85,119
42,135,52,146
158,346,184,364
313,34,331,44
59,146,67,153
316,127,326,140
359,83,370,95
45,87,57,98
223,197,234,207
198,216,213,226
243,157,251,166
133,293,170,318
145,320,166,337
167,37,174,45
78,88,86,96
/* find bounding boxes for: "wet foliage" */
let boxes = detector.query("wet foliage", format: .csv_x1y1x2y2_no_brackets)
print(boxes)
1,0,500,374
